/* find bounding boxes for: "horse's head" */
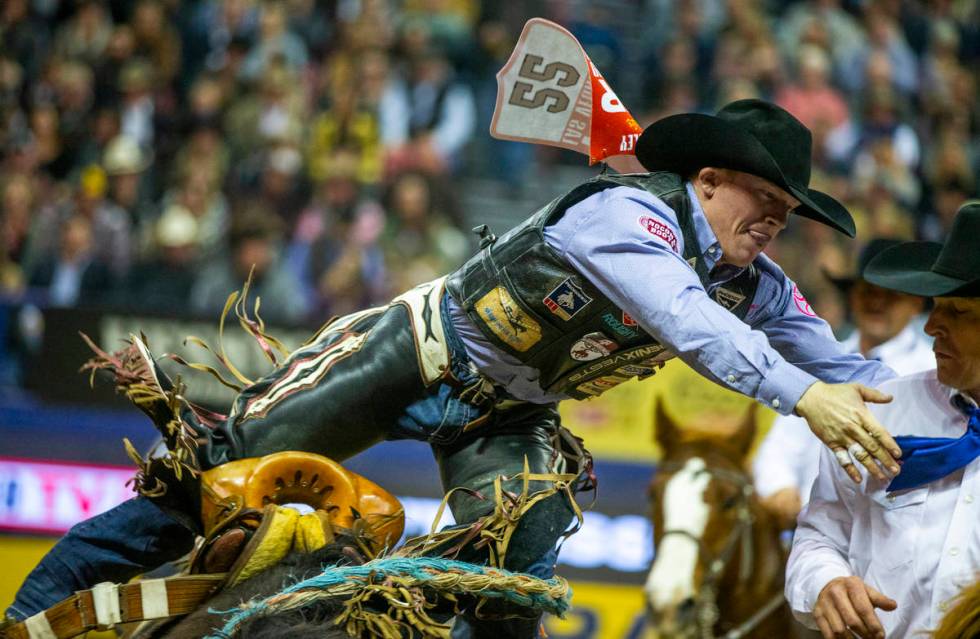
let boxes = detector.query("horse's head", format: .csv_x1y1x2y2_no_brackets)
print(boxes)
645,400,757,637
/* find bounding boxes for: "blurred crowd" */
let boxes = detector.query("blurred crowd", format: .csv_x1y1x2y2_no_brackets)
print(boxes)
0,0,977,335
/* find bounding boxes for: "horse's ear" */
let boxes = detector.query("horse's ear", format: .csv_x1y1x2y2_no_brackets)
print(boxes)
654,398,678,453
733,403,758,458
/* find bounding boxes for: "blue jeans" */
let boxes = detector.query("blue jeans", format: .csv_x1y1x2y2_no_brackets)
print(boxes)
7,498,194,620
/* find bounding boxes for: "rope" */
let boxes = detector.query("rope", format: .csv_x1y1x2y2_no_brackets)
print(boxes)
206,557,571,639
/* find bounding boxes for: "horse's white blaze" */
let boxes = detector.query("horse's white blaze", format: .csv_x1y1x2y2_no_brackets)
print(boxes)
646,457,711,609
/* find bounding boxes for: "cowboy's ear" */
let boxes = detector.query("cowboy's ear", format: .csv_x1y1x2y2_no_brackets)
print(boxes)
654,398,678,453
696,167,723,197
733,403,758,459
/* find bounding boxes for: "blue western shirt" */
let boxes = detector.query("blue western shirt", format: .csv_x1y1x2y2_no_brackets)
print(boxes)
448,182,894,414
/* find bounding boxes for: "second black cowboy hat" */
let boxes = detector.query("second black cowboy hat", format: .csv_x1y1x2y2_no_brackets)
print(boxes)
634,99,855,237
864,202,980,297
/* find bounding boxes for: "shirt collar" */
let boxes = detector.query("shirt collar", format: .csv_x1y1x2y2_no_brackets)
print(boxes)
685,181,724,271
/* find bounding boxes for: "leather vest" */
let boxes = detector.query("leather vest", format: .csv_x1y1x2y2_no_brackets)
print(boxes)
446,172,760,400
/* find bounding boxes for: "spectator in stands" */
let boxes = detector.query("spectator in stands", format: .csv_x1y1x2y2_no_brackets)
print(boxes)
153,170,228,264
775,45,849,134
380,171,468,294
381,38,476,174
117,58,157,148
241,0,309,81
124,203,199,313
28,214,112,307
1,174,35,271
29,102,75,181
129,0,182,88
102,134,153,224
191,203,308,324
26,165,132,279
289,148,386,317
52,0,112,68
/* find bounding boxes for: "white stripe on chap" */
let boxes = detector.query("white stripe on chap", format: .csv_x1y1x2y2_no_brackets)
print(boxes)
24,612,57,639
91,582,122,627
140,579,170,618
645,457,711,610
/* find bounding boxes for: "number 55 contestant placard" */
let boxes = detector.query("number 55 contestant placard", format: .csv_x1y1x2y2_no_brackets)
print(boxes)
490,18,643,165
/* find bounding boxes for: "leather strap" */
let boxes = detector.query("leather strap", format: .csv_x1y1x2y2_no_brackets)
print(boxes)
0,575,224,639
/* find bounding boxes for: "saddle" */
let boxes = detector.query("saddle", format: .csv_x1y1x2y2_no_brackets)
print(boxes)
197,450,405,584
0,451,405,639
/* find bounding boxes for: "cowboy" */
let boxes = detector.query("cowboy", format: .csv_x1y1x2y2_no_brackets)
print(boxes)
786,203,980,639
7,100,902,637
753,239,935,529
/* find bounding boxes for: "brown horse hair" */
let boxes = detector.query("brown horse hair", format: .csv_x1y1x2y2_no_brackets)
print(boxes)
932,577,980,639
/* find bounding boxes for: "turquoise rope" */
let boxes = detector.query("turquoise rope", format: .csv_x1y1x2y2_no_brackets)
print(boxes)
206,557,571,638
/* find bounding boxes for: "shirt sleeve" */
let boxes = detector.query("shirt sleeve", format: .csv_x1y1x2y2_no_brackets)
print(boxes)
785,446,857,628
550,188,816,415
748,268,896,393
752,413,812,498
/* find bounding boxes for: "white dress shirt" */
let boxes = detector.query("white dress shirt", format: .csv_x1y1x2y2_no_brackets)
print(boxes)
753,324,934,500
786,370,980,636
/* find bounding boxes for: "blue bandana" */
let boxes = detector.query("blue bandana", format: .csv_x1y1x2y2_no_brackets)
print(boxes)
887,396,980,492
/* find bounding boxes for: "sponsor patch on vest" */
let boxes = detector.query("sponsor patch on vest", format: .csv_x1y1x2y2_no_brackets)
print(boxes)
713,287,746,311
602,312,639,338
565,343,667,385
570,332,618,361
638,215,679,251
476,287,542,352
543,278,592,321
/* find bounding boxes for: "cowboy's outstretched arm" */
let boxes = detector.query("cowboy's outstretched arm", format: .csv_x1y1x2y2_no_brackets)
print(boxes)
551,188,899,480
551,188,832,414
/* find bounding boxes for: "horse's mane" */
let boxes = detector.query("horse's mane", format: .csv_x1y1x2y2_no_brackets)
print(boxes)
932,577,980,639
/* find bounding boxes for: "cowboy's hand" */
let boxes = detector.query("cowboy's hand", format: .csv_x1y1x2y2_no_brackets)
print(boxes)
814,576,896,639
759,487,801,530
795,381,900,484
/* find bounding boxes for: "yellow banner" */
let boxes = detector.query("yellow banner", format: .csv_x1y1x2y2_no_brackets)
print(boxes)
544,581,647,639
559,360,777,462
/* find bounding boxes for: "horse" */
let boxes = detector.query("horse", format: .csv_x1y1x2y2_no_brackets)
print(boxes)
644,400,793,639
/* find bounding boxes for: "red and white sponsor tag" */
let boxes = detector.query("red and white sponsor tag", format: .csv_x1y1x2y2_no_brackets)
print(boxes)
490,18,643,165
638,215,679,251
792,285,816,317
621,311,637,327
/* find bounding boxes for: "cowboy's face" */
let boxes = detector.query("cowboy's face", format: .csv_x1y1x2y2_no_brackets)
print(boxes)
925,297,980,400
849,280,924,347
697,169,799,267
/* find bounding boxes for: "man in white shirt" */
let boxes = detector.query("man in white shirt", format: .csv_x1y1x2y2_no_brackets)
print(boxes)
786,203,980,639
753,239,934,529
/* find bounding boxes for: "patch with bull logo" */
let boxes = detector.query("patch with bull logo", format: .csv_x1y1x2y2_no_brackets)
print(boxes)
543,277,592,321
570,331,618,361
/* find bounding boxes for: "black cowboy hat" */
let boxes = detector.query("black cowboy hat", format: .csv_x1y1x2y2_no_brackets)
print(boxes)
635,99,855,237
864,202,980,297
825,238,904,291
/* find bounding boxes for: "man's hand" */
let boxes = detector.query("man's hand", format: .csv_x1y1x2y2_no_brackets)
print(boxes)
795,382,900,483
814,576,897,639
759,487,801,530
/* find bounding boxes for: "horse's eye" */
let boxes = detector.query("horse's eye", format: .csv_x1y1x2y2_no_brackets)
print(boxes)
722,495,739,510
